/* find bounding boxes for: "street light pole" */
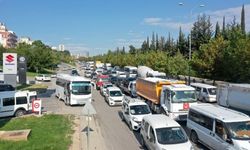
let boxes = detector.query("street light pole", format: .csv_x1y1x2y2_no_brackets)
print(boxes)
179,3,205,85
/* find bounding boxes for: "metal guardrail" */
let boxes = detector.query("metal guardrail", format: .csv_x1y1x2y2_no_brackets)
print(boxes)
177,75,229,86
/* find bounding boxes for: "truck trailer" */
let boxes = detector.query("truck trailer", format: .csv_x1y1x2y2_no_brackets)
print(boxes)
217,84,250,114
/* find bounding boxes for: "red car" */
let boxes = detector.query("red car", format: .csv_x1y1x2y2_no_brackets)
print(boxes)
95,75,109,90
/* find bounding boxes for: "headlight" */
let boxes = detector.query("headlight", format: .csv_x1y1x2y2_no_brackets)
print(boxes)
109,98,114,101
132,117,140,122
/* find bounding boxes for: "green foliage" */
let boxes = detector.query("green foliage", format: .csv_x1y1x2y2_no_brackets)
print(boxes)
1,41,74,72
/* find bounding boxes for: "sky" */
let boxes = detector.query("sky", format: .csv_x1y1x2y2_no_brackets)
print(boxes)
0,0,250,56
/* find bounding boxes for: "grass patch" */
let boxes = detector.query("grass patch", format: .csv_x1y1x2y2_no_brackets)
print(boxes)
0,114,74,150
16,84,48,93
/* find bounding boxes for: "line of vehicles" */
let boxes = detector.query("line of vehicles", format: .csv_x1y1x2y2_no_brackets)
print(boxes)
80,61,250,150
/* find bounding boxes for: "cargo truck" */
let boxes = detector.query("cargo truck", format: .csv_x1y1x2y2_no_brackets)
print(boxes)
217,84,250,114
136,77,197,121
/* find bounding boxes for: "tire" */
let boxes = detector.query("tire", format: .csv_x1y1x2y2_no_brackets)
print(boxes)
121,113,125,121
129,122,133,131
15,109,26,117
190,130,199,144
140,134,145,147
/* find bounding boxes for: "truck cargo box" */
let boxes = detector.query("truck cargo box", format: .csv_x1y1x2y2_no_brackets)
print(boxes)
136,77,185,104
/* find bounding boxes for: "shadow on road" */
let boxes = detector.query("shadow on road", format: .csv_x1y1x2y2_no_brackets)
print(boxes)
117,110,146,150
38,89,56,98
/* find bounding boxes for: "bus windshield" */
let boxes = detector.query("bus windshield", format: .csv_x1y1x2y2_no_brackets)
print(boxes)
71,82,91,95
172,90,196,103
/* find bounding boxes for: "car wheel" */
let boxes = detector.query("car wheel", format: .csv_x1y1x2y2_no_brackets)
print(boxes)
15,109,26,117
121,113,125,121
140,134,145,147
190,130,199,144
129,122,133,131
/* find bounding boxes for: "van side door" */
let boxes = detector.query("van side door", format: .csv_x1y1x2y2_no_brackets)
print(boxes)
147,126,157,150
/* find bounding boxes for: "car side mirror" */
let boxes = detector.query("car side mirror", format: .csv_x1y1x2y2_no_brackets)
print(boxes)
226,138,233,144
149,137,155,143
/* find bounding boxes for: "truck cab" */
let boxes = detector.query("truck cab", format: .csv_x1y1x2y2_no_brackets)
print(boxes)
160,84,197,121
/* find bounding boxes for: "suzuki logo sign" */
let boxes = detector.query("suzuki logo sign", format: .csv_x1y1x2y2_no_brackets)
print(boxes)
3,53,17,74
6,54,14,63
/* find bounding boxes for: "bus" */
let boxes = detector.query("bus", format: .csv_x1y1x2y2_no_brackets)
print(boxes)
55,74,92,105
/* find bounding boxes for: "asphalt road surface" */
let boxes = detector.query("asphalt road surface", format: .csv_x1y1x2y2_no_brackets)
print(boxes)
40,63,209,150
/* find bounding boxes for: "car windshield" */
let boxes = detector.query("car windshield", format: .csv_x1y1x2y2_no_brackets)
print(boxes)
208,88,216,95
104,84,113,88
156,127,188,144
226,121,250,140
44,75,50,77
71,82,91,95
109,90,122,97
130,105,150,115
100,78,109,82
172,90,197,103
129,70,137,74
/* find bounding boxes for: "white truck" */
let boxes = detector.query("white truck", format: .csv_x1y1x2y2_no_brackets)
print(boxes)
217,84,250,114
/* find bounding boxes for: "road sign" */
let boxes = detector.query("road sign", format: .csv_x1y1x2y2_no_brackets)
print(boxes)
82,102,96,116
32,99,42,114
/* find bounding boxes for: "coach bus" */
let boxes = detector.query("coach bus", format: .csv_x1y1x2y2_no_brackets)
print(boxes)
56,74,92,105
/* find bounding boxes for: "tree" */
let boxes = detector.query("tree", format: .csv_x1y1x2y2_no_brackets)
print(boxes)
129,45,136,54
215,21,221,38
150,32,156,50
222,16,227,39
177,27,188,56
241,4,246,35
191,14,213,52
156,33,159,50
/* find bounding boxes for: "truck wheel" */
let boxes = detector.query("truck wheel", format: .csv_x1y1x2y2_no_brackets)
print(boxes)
15,109,26,117
190,130,199,144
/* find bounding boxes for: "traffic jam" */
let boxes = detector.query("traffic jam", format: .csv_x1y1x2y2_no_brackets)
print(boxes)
77,61,250,150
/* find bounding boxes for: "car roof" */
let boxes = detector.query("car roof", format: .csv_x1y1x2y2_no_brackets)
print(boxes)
190,104,250,122
143,114,180,129
107,87,121,91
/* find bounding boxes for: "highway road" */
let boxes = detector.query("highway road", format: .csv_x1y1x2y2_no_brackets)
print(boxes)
40,63,208,150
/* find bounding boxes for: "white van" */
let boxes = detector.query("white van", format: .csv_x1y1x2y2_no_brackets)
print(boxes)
187,104,250,150
190,83,216,102
0,90,37,117
140,114,193,150
124,66,137,78
105,87,124,106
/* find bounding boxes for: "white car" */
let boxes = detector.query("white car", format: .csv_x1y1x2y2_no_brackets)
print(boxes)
35,74,51,81
140,114,193,150
105,87,124,106
121,96,151,131
100,82,113,96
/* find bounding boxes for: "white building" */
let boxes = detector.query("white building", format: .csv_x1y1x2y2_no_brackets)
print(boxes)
0,23,18,48
51,46,57,50
18,37,33,45
58,44,65,51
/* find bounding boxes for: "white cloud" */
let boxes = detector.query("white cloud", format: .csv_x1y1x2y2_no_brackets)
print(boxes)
143,4,250,32
143,17,162,25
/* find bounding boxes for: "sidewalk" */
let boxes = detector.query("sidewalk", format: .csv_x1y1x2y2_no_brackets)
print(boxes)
69,115,107,150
